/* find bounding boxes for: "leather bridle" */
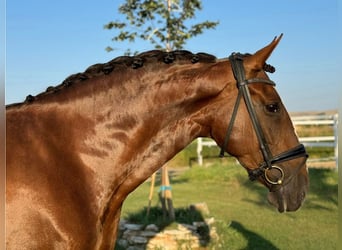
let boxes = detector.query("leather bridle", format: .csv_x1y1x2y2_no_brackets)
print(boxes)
219,53,308,185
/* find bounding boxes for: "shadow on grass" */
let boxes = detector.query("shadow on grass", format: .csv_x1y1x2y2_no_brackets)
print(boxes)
229,221,280,250
116,206,211,249
304,168,338,209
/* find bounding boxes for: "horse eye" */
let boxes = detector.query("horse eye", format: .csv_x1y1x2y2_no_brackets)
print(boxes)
265,103,280,113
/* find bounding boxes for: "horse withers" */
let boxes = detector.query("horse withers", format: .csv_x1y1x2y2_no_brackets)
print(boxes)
6,35,308,249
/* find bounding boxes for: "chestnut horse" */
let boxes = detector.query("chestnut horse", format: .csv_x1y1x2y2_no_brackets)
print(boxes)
6,35,308,249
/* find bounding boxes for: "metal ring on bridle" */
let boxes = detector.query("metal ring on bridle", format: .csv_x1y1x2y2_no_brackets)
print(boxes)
264,166,284,185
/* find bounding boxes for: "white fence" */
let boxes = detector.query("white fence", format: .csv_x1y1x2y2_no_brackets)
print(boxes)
197,114,339,168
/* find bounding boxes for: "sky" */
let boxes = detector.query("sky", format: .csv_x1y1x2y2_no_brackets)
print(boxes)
6,0,341,112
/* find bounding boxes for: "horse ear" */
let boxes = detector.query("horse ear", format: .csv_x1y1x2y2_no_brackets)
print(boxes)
245,34,283,72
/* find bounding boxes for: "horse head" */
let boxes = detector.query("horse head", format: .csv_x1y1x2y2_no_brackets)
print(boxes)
211,35,309,212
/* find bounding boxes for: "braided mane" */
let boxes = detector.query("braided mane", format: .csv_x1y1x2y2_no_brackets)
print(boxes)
20,50,216,105
8,49,275,107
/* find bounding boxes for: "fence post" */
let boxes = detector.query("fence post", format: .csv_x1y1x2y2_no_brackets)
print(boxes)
197,138,203,166
334,114,339,170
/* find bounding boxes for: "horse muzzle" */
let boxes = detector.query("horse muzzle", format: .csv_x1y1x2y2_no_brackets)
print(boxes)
267,165,308,212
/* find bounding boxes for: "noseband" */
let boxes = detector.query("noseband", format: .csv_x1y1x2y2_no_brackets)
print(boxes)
219,53,308,185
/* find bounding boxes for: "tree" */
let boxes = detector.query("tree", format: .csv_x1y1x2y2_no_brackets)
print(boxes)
104,0,219,53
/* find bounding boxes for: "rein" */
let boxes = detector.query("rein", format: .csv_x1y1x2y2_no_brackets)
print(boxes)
219,53,308,186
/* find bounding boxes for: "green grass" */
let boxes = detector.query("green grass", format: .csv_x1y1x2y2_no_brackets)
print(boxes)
119,160,338,249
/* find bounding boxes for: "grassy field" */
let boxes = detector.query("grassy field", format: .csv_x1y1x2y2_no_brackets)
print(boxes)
119,159,338,250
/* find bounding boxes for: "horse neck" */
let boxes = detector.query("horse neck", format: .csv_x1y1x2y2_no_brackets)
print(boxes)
54,60,230,206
